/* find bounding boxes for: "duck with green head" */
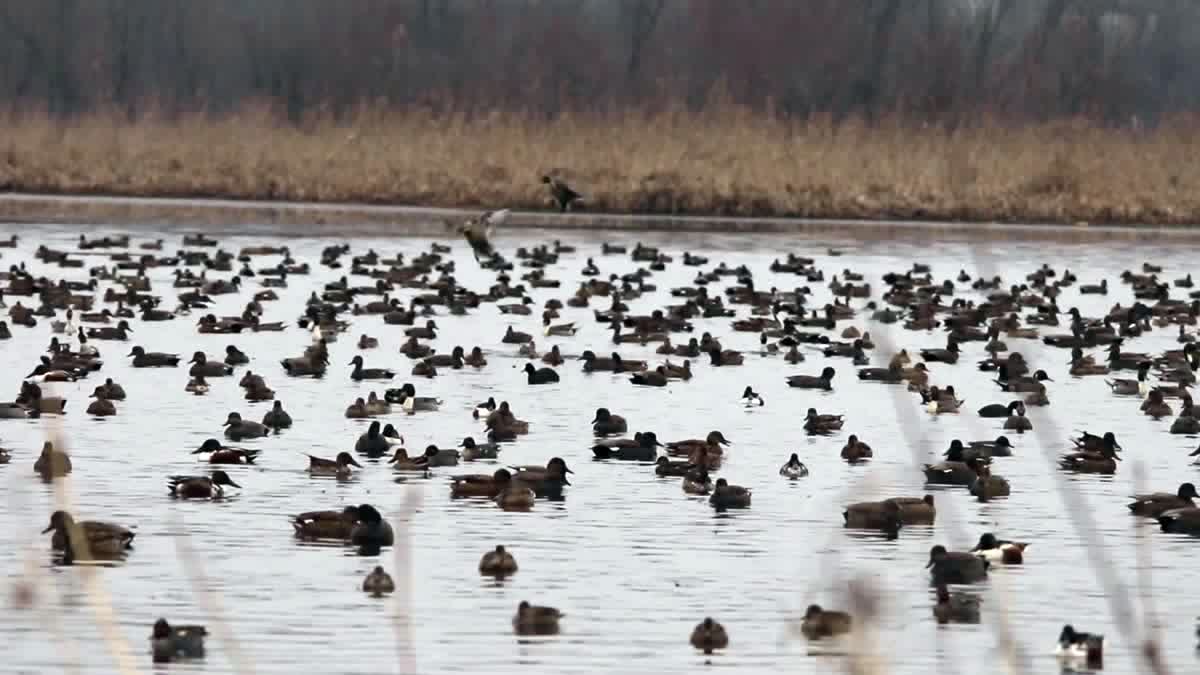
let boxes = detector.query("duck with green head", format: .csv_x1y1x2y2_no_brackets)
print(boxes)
167,470,241,499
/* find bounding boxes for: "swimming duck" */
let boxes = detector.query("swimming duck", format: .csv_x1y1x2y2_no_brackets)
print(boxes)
388,446,438,472
223,412,269,440
150,619,207,663
968,462,1010,501
459,437,500,461
345,397,370,419
502,326,533,344
354,421,391,458
690,617,729,655
262,401,292,430
787,366,836,390
307,451,363,476
523,362,560,384
996,368,1054,393
128,346,181,367
654,456,692,477
34,441,71,479
97,378,126,400
185,375,210,395
349,355,395,381
804,408,844,434
629,366,669,387
591,407,628,435
350,504,395,547
926,545,989,584
358,334,379,349
192,439,259,464
709,478,751,509
923,444,983,485
799,605,852,639
592,431,661,461
513,600,563,635
543,317,577,337
541,345,564,366
167,470,241,499
779,453,809,479
682,468,714,495
479,545,519,576
707,348,744,367
390,383,441,413
85,389,117,416
977,400,1023,418
511,457,572,498
840,435,873,463
1127,482,1198,517
1106,361,1151,396
1003,404,1033,432
920,337,960,364
741,386,765,407
1059,440,1120,474
665,430,730,457
362,566,395,597
1056,624,1104,669
291,506,360,540
188,351,233,378
473,397,497,419
495,483,536,510
450,468,513,498
42,510,135,555
932,584,981,625
969,533,1028,564
425,444,461,467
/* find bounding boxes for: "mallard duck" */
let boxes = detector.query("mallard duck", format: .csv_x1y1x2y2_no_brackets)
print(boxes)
479,545,518,576
969,532,1028,564
804,408,844,434
799,605,852,639
513,600,563,635
362,566,395,597
33,441,71,479
709,478,751,509
926,545,989,584
192,439,258,464
841,435,873,463
42,510,135,555
291,506,360,540
307,451,363,476
690,617,728,654
167,471,241,499
923,446,983,485
592,431,661,461
932,584,981,624
349,355,395,381
450,468,513,498
787,367,836,390
779,453,808,479
150,618,207,663
1056,624,1104,668
223,412,269,440
1128,482,1198,517
1059,441,1120,474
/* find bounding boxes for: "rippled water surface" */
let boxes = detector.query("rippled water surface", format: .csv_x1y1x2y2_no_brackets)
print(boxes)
0,220,1198,674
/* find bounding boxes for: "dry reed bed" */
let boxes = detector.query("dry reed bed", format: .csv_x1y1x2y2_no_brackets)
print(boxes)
2,106,1200,225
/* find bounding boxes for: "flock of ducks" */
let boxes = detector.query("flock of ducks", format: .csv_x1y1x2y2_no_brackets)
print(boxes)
4,207,1200,668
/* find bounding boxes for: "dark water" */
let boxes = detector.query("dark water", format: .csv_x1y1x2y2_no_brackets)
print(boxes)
0,221,1197,674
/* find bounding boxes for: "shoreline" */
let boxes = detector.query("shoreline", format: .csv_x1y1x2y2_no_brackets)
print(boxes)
1,191,1198,242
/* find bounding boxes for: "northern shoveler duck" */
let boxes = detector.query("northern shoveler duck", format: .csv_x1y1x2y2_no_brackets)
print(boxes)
167,471,241,499
969,532,1028,564
307,451,363,476
192,439,259,464
690,617,729,654
479,545,518,576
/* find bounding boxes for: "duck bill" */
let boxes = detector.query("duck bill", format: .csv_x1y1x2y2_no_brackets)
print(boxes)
349,458,363,468
924,559,935,569
225,478,242,488
41,524,54,534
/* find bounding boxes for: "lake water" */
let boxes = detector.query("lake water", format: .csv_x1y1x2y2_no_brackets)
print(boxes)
0,219,1196,674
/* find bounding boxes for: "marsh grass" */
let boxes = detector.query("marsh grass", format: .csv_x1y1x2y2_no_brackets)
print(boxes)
2,105,1200,225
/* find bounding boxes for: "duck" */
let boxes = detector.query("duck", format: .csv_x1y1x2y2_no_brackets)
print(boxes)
665,430,730,457
1157,506,1200,534
842,499,903,534
350,504,395,547
450,468,514,498
924,444,983,485
223,412,269,440
543,317,577,336
1003,404,1033,432
591,407,628,435
1106,361,1152,395
840,435,873,463
191,439,259,464
42,510,135,555
362,566,395,597
354,421,392,458
932,584,981,625
543,174,583,211
307,451,363,476
1127,482,1198,517
778,453,809,479
968,462,1011,500
709,478,751,509
167,471,241,499
786,367,836,390
741,386,765,407
512,600,563,635
969,532,1027,563
262,401,292,430
479,545,519,576
1142,389,1173,419
803,408,844,434
388,446,438,472
128,345,181,367
349,355,395,381
495,483,536,510
592,431,662,461
473,396,497,419
690,617,729,655
188,351,233,377
926,545,989,584
185,375,210,395
291,506,361,540
459,436,500,461
977,400,1023,419
150,619,207,664
502,326,533,344
345,397,370,419
654,456,692,477
34,441,71,479
358,334,379,349
511,457,572,498
799,605,852,640
682,468,714,495
629,366,669,387
85,389,117,416
523,362,560,384
1056,624,1104,668
1059,440,1120,474
425,444,461,467
97,378,126,400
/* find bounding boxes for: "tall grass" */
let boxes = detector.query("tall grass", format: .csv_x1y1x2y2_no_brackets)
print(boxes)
2,104,1199,225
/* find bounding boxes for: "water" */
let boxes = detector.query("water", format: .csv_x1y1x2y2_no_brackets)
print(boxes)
0,220,1197,674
